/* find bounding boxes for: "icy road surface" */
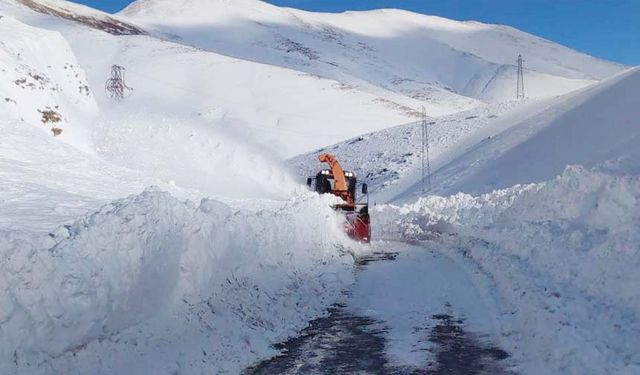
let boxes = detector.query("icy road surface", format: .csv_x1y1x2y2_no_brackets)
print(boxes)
246,244,513,374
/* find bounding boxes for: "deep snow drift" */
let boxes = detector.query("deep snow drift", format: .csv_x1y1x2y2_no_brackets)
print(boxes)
0,189,356,374
0,7,362,374
375,166,640,374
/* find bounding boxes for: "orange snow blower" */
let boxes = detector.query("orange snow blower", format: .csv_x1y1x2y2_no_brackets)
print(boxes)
307,153,370,243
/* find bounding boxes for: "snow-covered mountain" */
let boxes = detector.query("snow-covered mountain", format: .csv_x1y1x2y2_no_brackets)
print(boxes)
13,0,144,34
1,0,638,374
1,0,626,157
1,0,419,157
120,0,624,107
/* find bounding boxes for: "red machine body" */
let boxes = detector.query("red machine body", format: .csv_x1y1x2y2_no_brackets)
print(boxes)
345,211,370,243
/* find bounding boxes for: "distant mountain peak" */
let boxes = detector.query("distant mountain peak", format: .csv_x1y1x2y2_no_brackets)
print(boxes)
16,0,145,35
117,0,625,104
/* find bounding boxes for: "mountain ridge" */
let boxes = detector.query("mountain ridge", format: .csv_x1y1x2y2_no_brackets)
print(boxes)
117,0,626,108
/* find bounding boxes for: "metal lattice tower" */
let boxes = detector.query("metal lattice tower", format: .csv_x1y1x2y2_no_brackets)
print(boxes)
105,65,132,101
516,54,525,99
421,106,432,194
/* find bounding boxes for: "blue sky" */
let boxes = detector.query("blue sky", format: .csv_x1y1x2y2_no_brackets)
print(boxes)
72,0,639,66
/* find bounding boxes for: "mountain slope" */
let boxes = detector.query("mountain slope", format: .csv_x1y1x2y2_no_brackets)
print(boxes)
15,0,145,34
424,67,640,197
0,0,422,158
0,14,97,145
290,67,640,202
120,0,625,109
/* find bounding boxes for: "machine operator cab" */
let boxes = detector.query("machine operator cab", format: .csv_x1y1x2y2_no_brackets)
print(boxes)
307,167,370,243
306,169,368,211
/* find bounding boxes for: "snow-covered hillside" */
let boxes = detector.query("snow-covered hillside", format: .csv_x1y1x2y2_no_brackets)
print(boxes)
430,67,640,196
1,0,626,157
13,0,144,35
0,0,418,158
289,98,542,201
292,67,640,202
0,15,96,144
0,20,356,372
121,0,624,107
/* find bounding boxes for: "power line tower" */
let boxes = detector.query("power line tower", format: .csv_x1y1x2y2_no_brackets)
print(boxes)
516,54,525,100
105,65,132,101
420,106,432,194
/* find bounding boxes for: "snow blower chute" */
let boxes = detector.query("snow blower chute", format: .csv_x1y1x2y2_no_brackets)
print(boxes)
307,153,370,243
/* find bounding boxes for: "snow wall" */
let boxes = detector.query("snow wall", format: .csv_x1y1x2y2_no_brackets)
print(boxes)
375,165,640,374
0,189,356,374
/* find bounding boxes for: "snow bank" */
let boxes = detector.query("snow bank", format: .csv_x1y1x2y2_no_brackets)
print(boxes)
0,189,355,374
375,165,640,374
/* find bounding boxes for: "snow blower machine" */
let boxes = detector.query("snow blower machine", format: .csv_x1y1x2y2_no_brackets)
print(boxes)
307,153,370,243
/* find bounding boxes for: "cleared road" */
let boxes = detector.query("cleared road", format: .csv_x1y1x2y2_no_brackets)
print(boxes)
247,244,514,374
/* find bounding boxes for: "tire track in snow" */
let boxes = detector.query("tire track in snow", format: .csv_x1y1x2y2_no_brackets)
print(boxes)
246,248,513,374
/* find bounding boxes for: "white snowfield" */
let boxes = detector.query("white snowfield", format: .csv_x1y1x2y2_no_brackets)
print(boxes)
0,0,638,374
0,5,362,373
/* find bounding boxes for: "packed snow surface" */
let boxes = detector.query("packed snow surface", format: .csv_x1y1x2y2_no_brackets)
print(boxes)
349,243,504,370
